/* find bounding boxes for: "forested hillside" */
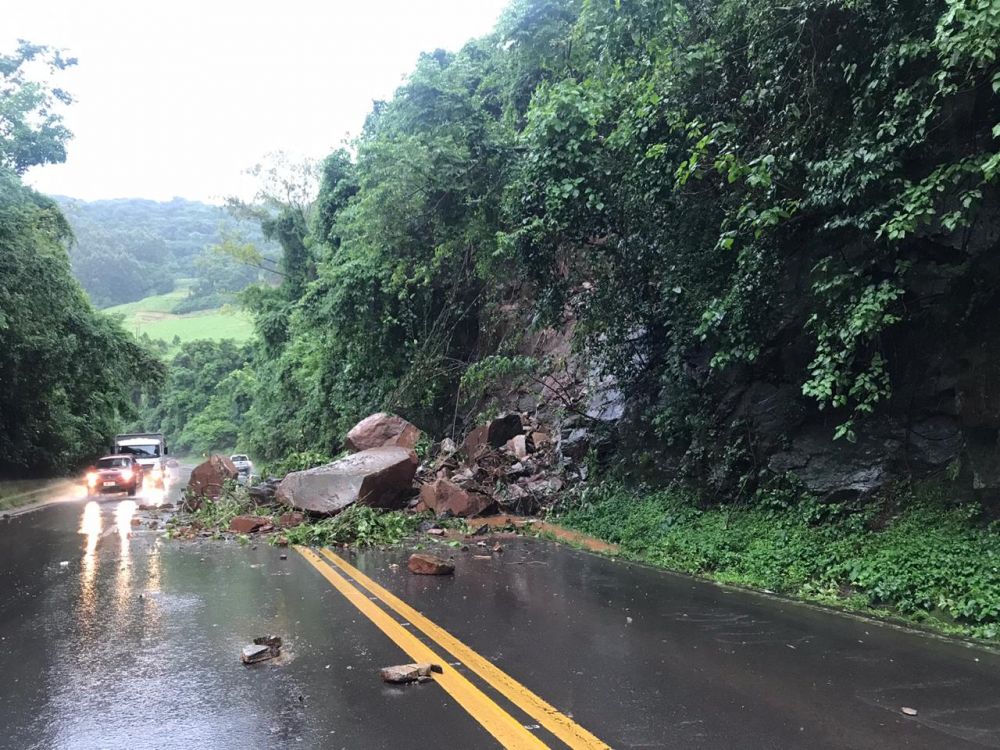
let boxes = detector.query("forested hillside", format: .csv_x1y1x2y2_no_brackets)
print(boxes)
57,196,277,308
178,0,999,498
7,0,998,636
134,0,1000,637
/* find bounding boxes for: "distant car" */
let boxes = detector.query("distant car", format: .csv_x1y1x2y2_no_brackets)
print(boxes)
230,454,253,476
86,455,143,496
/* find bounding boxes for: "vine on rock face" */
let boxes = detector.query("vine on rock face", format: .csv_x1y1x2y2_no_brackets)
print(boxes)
182,0,1000,488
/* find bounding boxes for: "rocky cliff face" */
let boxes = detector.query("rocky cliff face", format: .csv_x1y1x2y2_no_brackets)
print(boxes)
469,208,1000,506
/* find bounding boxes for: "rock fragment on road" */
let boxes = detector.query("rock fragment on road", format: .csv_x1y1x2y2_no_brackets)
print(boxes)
229,515,271,534
241,635,282,664
380,663,443,683
276,447,418,514
408,553,455,575
186,454,239,505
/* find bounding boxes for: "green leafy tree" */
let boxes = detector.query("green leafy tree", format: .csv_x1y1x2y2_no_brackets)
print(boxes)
0,171,164,473
0,40,76,174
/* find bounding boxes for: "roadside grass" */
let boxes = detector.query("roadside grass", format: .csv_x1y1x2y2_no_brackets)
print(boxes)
555,481,1000,642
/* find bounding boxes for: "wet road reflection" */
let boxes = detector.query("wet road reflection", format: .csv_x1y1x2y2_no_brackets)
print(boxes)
142,483,167,507
4,479,999,749
78,501,101,583
114,500,136,549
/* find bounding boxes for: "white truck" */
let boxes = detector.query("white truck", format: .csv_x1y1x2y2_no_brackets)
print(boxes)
113,432,169,488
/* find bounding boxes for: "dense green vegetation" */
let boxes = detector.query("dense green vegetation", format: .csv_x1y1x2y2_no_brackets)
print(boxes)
176,0,994,469
134,340,251,455
172,482,419,547
57,196,278,308
558,482,1000,640
11,1,991,639
0,42,163,475
137,0,999,637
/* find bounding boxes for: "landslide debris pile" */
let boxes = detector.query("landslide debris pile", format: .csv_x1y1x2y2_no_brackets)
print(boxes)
170,411,580,545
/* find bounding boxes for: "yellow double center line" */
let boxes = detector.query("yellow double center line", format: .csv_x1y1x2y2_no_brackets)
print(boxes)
296,546,611,750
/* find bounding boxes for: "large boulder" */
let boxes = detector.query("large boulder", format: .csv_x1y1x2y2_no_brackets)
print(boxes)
462,414,523,460
345,413,422,453
419,479,494,518
276,447,418,514
187,455,239,500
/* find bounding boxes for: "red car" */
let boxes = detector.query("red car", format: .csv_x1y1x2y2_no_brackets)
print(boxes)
86,455,144,496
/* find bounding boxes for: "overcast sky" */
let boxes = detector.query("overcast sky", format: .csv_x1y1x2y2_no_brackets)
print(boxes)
5,0,509,203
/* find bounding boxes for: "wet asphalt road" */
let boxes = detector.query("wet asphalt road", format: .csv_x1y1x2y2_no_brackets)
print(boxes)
1,479,999,749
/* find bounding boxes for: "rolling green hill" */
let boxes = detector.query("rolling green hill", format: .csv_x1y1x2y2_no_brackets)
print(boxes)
105,282,252,353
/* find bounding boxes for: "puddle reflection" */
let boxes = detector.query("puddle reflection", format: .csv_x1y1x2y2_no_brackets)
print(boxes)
115,500,137,549
113,501,137,612
79,500,101,563
78,501,102,621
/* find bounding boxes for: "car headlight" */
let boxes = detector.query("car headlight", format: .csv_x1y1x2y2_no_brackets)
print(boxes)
86,472,98,485
120,469,134,481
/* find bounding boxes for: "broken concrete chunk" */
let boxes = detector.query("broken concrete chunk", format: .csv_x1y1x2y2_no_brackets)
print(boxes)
380,663,443,683
345,413,422,453
276,447,418,514
408,553,455,576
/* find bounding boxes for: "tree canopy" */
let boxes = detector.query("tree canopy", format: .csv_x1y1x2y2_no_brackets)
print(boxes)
0,40,76,174
0,40,164,475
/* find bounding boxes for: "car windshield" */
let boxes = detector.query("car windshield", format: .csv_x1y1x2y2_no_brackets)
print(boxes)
120,443,159,457
231,455,248,462
97,457,131,469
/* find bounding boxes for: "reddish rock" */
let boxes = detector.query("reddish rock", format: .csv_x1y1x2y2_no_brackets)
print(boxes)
229,515,271,534
504,434,530,459
345,412,422,453
277,511,306,528
187,455,239,500
530,431,551,449
419,479,494,517
276,447,418,515
408,553,455,575
462,414,523,460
